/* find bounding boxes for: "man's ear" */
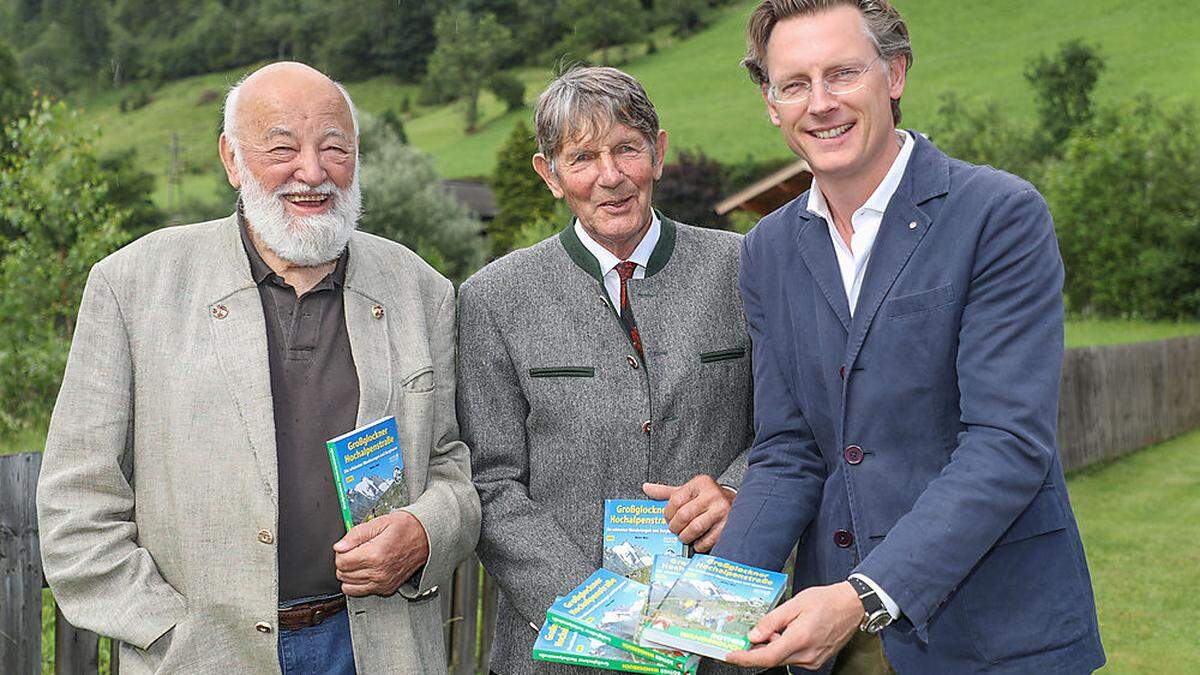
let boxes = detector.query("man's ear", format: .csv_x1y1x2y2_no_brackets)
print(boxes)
532,153,565,199
218,134,241,189
652,129,669,181
761,84,782,127
886,55,907,102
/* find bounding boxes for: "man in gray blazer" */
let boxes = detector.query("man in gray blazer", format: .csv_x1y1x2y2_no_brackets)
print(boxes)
458,66,756,674
36,62,479,674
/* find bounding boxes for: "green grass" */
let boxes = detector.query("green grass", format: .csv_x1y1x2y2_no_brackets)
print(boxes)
1068,428,1200,673
70,0,1200,209
1065,319,1200,348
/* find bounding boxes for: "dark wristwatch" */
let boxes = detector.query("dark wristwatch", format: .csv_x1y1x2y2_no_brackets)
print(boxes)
847,576,893,634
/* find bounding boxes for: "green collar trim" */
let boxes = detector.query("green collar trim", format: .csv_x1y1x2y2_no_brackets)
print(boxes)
557,211,677,282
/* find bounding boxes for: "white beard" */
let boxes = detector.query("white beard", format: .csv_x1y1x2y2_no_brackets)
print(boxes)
236,153,362,266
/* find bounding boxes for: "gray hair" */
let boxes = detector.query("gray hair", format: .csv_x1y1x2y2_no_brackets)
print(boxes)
743,0,913,123
222,70,359,151
533,66,660,170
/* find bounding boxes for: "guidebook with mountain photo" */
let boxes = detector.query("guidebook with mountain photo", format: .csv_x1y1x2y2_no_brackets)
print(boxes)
603,499,685,583
637,553,691,647
532,619,692,674
326,415,407,531
640,554,788,662
546,568,700,673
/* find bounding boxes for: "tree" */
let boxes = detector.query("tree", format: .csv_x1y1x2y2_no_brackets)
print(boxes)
0,98,131,433
0,41,29,125
553,0,644,63
926,92,1041,183
1025,40,1105,153
425,9,512,133
489,119,557,257
653,149,729,229
356,115,486,283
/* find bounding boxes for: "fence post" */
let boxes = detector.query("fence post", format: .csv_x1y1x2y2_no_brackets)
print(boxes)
54,604,99,675
1,452,45,674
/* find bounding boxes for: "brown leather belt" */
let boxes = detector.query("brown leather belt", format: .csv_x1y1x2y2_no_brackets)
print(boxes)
278,595,347,631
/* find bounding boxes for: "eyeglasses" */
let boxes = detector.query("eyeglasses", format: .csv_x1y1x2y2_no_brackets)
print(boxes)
767,55,882,105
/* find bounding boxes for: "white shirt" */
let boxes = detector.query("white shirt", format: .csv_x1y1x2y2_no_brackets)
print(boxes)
807,131,915,622
807,130,915,316
574,212,661,314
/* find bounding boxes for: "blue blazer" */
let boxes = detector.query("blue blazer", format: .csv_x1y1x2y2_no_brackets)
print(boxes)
712,134,1105,673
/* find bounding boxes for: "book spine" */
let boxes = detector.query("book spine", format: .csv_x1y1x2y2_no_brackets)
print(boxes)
326,441,354,532
546,613,686,670
532,648,682,674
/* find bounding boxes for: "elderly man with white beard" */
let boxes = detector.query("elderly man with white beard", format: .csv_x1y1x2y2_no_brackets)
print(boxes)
36,61,480,675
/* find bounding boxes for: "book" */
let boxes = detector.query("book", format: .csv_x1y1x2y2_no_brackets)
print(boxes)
603,499,684,583
532,620,690,674
640,555,788,662
546,569,699,673
325,415,407,531
645,554,690,613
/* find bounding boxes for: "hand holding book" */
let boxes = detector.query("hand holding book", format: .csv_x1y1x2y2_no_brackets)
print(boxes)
642,475,735,552
333,510,429,597
723,580,861,670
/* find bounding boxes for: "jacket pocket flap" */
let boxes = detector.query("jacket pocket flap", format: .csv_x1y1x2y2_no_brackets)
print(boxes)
996,485,1068,545
699,347,748,363
885,283,955,317
528,366,595,378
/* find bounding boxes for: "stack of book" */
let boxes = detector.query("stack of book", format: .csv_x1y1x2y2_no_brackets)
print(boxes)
531,499,788,673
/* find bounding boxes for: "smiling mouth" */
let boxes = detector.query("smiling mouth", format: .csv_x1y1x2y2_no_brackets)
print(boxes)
810,123,854,140
283,193,332,206
600,196,634,209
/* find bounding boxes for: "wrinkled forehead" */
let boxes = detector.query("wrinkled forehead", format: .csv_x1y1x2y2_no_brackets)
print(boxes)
240,86,354,143
559,114,649,153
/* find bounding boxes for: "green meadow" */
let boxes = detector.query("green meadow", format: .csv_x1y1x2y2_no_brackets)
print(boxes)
73,0,1200,209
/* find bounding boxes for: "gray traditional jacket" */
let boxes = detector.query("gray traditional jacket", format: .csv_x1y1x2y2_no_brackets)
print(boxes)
458,217,755,674
37,215,480,674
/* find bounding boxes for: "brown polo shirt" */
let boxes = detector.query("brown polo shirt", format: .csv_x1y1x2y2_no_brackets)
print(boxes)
239,219,359,602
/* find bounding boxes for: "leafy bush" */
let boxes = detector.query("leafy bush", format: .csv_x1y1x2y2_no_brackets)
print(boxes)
1042,100,1200,318
0,99,131,434
654,149,729,230
356,114,486,283
489,73,526,113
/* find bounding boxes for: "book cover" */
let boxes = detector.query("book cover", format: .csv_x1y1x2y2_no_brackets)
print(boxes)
546,569,699,673
325,415,406,532
532,620,689,674
640,555,788,662
603,499,684,583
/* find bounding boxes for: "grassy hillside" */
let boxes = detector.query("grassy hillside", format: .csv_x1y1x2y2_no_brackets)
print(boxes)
74,0,1200,209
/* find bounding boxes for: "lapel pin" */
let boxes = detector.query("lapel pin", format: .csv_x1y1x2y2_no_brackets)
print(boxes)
908,221,918,230
210,305,229,320
372,304,385,319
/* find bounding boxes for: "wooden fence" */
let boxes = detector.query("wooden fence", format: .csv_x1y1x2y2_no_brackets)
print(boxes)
3,335,1200,673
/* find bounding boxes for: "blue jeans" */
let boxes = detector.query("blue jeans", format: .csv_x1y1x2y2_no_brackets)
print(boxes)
277,596,356,675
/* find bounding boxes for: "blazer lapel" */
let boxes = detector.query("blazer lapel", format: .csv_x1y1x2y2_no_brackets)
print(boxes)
206,216,279,504
344,287,394,428
844,134,951,371
795,205,852,333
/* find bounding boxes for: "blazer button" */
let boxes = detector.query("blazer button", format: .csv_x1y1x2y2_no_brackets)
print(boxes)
641,420,652,435
838,365,846,380
627,355,639,370
255,622,273,634
834,529,854,548
257,529,274,545
843,445,864,465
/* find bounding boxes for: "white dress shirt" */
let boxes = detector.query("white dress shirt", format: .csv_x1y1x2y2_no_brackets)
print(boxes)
574,212,661,315
806,131,915,621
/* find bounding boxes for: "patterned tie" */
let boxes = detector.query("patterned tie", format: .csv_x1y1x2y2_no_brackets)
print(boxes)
615,261,644,359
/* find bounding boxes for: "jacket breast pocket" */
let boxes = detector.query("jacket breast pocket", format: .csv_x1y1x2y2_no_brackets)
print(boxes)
885,283,955,318
698,346,747,364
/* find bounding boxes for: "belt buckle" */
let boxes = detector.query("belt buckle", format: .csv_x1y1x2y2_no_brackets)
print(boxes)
311,608,326,625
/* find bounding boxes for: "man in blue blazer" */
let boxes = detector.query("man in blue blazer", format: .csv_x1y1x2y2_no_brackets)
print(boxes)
712,2,1105,673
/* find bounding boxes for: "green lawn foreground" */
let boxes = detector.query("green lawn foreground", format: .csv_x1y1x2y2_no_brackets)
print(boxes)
1068,429,1200,673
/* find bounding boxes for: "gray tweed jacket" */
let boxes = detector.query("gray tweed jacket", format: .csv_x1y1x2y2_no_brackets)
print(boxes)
457,217,755,674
